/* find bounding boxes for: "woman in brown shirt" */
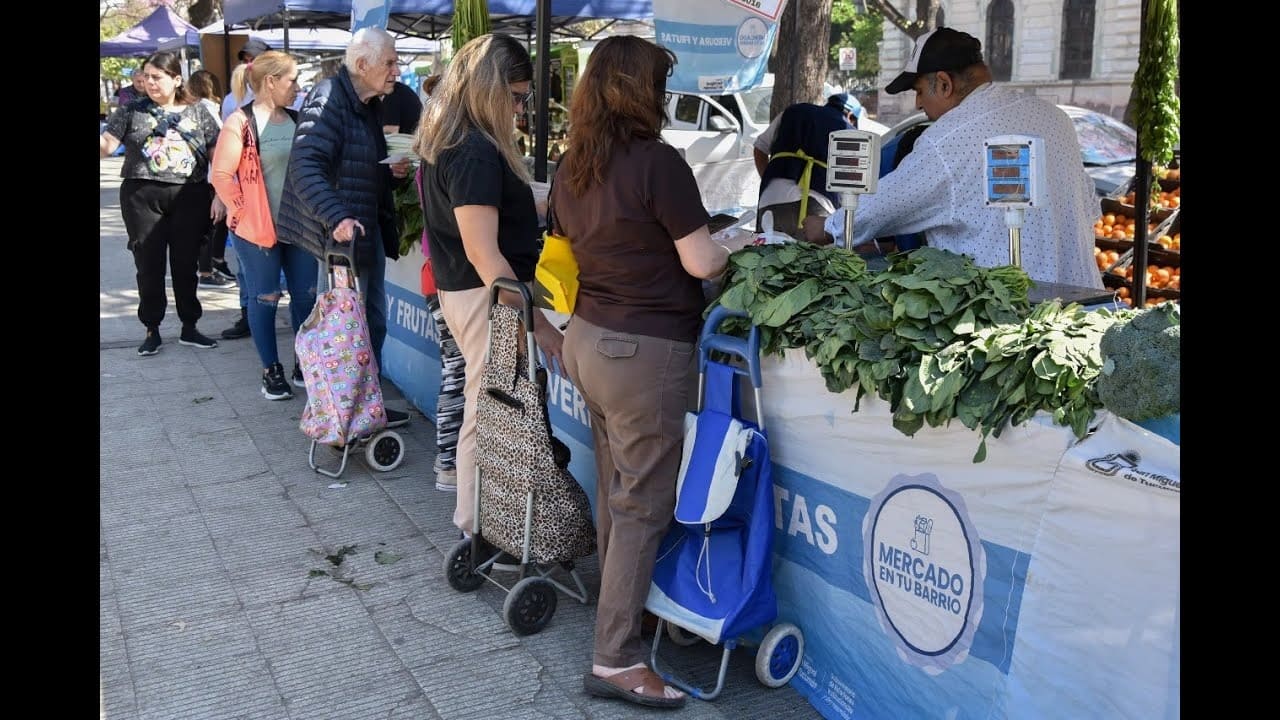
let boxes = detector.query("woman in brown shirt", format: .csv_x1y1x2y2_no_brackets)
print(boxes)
550,35,751,710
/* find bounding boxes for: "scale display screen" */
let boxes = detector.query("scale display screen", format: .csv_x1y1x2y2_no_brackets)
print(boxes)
826,129,880,194
983,135,1045,207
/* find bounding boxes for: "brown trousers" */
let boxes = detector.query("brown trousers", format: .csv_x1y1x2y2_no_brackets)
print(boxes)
561,315,696,667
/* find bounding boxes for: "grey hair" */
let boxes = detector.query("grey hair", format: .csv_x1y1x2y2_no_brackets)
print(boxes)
345,27,395,72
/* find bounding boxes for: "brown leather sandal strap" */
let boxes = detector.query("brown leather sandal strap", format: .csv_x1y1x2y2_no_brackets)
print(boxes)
603,667,667,698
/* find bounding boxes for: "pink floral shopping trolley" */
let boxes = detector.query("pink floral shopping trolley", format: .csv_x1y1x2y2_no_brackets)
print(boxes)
296,242,405,478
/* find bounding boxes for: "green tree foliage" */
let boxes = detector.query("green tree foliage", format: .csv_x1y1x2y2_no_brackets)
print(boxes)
828,1,884,87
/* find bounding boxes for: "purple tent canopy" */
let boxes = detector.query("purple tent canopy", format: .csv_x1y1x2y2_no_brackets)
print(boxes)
100,6,199,58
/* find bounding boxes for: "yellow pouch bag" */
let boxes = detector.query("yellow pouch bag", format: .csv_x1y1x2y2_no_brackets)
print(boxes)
533,176,578,313
533,230,578,314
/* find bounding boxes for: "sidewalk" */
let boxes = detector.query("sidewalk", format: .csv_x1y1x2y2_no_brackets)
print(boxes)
99,156,821,720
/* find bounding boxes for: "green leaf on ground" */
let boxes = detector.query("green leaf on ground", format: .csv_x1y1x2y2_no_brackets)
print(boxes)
324,544,359,567
374,551,402,565
192,396,214,404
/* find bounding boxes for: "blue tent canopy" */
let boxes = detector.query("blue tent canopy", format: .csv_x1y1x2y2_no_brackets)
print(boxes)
192,20,439,54
223,1,653,38
100,6,199,58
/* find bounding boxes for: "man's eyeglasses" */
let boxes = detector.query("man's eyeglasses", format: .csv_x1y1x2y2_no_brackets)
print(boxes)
511,89,533,106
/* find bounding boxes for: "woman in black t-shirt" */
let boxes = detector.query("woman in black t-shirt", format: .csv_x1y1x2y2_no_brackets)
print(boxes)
412,34,564,538
100,51,224,356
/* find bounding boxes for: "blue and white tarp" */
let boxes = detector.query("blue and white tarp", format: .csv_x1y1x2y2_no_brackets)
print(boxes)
653,0,788,93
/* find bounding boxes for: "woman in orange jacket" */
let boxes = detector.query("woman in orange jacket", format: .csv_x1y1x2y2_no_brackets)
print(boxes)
211,50,319,400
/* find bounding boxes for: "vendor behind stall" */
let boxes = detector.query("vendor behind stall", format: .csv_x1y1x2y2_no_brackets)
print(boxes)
805,27,1102,289
751,93,855,242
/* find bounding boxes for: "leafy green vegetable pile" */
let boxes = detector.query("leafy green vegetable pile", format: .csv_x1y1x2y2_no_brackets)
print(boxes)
713,244,1136,461
1130,0,1180,167
394,181,424,258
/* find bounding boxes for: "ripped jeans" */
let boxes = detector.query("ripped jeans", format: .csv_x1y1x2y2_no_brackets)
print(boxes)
231,232,319,370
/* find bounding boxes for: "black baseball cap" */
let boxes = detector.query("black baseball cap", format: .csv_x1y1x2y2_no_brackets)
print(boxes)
885,27,985,95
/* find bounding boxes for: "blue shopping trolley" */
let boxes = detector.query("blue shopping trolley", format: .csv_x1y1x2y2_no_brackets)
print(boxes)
645,305,805,700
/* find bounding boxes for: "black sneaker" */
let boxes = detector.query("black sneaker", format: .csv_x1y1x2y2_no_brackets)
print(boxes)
221,310,251,340
198,273,233,288
211,259,235,279
291,362,307,389
137,329,161,356
261,362,293,400
385,408,410,428
179,326,218,349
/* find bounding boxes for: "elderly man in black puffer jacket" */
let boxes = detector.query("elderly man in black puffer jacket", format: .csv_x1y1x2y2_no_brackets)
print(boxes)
277,27,414,428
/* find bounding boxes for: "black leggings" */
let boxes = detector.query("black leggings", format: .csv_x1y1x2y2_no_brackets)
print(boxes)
119,179,209,330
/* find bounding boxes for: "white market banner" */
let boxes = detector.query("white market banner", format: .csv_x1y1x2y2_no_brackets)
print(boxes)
351,0,389,32
758,349,1180,719
653,0,789,93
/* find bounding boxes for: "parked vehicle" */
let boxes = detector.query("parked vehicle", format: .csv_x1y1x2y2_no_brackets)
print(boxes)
878,104,1139,196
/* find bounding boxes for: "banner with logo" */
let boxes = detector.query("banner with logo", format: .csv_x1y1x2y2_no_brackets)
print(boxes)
759,349,1180,719
653,0,789,93
351,0,389,32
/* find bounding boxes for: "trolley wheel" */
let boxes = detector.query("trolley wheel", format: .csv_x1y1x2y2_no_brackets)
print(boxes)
503,577,558,636
365,430,404,471
755,622,804,688
443,538,486,592
666,623,702,647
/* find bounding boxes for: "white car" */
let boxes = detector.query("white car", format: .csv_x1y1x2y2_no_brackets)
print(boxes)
661,76,890,213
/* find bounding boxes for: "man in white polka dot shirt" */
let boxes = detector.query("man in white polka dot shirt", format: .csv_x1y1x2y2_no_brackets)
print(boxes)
810,28,1103,290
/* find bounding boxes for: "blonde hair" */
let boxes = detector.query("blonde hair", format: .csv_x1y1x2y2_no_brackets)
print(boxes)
412,34,532,183
231,50,297,105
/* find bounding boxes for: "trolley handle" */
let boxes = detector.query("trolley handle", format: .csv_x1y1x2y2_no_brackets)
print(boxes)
325,231,358,269
324,230,362,292
701,305,763,389
489,278,538,384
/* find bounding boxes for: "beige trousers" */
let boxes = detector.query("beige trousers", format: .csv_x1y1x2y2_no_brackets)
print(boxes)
436,285,495,533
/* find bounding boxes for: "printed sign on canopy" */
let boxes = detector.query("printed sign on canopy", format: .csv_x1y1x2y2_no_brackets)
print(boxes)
654,0,790,93
724,0,789,21
351,0,389,32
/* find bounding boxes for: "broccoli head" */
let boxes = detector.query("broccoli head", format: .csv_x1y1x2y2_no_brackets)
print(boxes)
1096,303,1180,421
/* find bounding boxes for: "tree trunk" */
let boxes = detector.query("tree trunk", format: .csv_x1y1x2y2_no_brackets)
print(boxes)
769,0,835,118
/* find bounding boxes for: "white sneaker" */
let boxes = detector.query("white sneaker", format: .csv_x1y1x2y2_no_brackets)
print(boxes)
435,467,458,492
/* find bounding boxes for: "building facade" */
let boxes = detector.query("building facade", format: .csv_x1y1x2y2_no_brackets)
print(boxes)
874,0,1141,125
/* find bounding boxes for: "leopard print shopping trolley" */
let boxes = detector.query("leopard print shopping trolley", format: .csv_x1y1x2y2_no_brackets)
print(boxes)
441,279,595,636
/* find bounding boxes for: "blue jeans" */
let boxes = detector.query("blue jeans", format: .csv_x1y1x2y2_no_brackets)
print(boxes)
232,232,319,369
356,247,387,370
229,236,248,309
